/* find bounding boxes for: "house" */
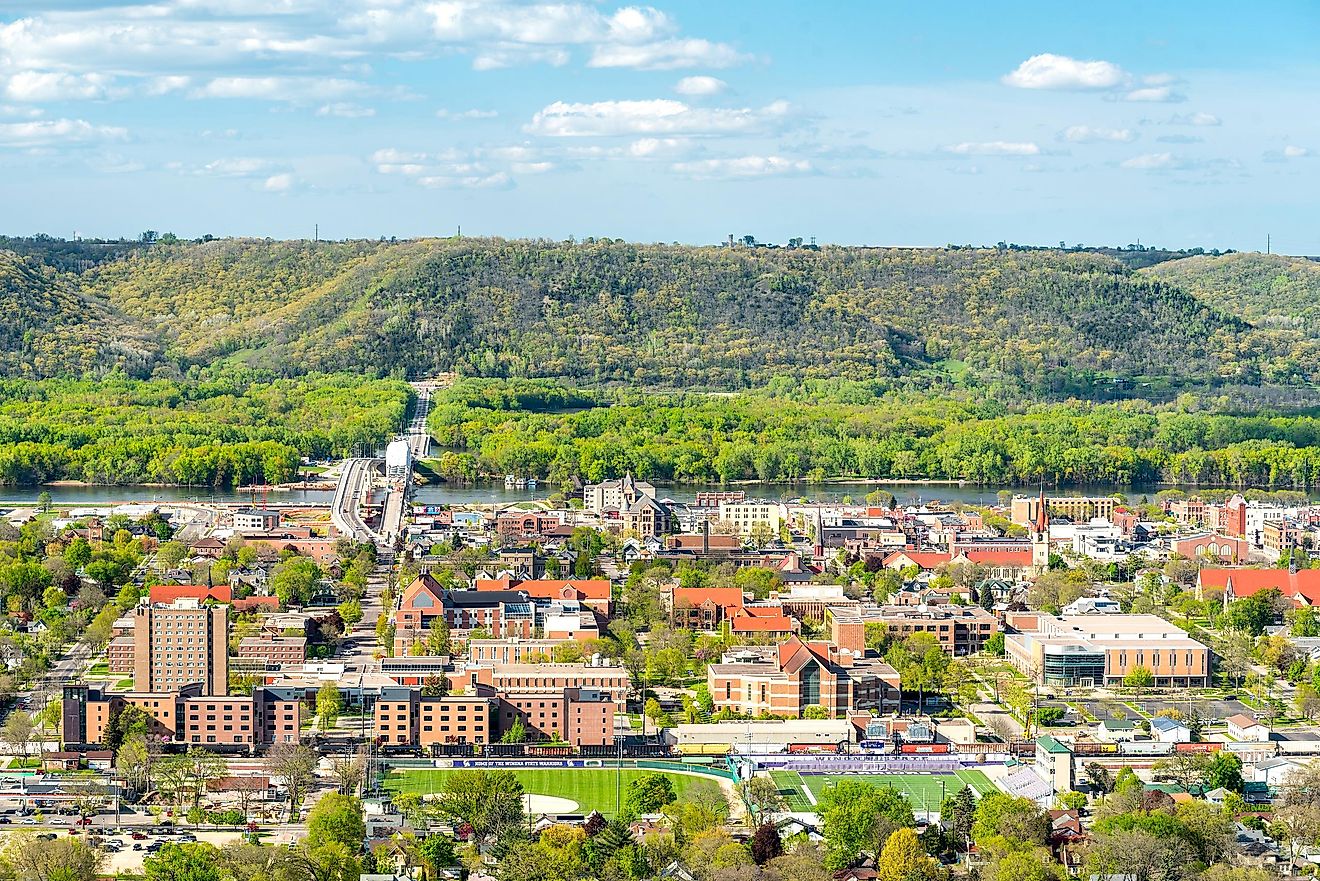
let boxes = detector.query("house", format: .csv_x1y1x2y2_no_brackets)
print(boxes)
1226,713,1271,742
1097,719,1137,742
1149,717,1192,743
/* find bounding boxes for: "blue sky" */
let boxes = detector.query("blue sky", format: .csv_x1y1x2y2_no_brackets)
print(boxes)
2,0,1318,251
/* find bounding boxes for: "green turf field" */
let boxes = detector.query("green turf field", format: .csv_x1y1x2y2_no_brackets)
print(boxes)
383,768,709,818
769,769,997,813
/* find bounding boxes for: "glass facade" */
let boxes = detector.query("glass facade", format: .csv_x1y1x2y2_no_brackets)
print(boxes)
1042,647,1106,686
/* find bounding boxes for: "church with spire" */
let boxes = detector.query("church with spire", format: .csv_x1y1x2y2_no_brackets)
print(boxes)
1030,485,1051,575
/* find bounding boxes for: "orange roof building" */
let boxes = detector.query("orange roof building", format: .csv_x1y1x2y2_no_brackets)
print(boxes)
148,584,232,605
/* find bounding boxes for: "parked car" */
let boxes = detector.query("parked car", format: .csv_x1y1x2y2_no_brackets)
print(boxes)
131,831,147,840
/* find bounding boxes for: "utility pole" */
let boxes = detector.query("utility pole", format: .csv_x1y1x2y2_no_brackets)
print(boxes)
1267,233,1271,255
314,224,318,243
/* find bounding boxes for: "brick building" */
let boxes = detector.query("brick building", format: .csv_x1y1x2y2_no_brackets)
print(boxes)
237,636,307,665
859,604,998,656
133,599,229,695
706,638,900,718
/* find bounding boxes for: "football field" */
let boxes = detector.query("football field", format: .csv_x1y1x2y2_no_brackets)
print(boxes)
769,768,997,814
383,767,707,818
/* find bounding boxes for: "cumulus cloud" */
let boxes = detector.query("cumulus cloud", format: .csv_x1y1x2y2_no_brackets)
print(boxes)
671,155,812,179
1002,54,1126,90
0,117,127,147
944,141,1040,156
674,76,727,96
192,77,365,101
316,102,375,118
436,108,499,120
199,157,273,176
1284,145,1310,158
263,172,294,192
1062,125,1133,143
1123,86,1185,103
628,137,691,157
589,39,748,70
1120,152,1179,170
418,171,512,189
526,98,790,137
3,71,117,102
1167,112,1221,126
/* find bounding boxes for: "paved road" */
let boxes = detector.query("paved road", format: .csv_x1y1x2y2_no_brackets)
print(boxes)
330,458,383,544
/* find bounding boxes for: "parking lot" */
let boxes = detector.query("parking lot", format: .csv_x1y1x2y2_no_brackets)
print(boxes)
1039,691,1257,725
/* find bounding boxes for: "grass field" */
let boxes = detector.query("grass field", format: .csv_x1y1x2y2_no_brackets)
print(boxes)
769,769,997,814
383,768,709,818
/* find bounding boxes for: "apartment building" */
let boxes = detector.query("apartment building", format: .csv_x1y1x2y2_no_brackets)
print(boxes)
583,473,656,514
374,688,495,747
1005,613,1210,688
706,638,900,718
133,599,229,695
861,604,998,656
107,636,134,674
496,687,615,746
1010,495,1117,526
233,508,281,532
717,501,787,537
469,638,577,665
237,636,307,665
461,662,630,710
61,684,300,749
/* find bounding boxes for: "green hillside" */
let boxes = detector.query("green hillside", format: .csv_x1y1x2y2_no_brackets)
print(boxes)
1143,252,1320,333
5,238,1320,398
0,250,161,379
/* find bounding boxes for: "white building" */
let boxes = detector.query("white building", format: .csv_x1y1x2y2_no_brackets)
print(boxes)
717,500,788,537
583,473,656,514
232,508,281,532
1227,713,1271,742
385,439,412,480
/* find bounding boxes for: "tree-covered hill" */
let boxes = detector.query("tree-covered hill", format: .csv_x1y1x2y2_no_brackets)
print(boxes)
0,250,162,379
1142,252,1320,333
6,237,1320,397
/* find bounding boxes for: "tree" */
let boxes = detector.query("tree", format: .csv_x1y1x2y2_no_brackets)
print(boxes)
1152,752,1212,793
626,772,677,815
307,793,367,852
984,632,1005,656
329,750,367,796
1205,752,1244,794
750,823,784,865
116,733,155,796
432,770,525,848
500,717,527,744
981,848,1063,881
271,557,321,607
737,776,785,827
1297,684,1320,721
1056,791,1087,810
144,842,221,881
1123,666,1155,688
1084,763,1113,795
179,746,227,813
420,834,459,874
317,682,343,728
802,704,829,720
0,832,104,881
421,674,448,697
426,615,451,656
818,780,914,869
264,741,318,821
875,828,941,881
1,711,34,759
971,793,1048,849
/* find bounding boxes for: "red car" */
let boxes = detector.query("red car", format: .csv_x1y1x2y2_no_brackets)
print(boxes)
131,831,147,840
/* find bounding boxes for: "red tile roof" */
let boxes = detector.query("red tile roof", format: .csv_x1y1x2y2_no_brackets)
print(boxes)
672,587,744,614
881,551,952,570
730,613,795,633
149,584,232,604
1199,568,1320,606
961,549,1032,566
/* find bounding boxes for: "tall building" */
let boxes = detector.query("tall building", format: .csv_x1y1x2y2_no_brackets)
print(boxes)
582,473,656,514
133,598,229,696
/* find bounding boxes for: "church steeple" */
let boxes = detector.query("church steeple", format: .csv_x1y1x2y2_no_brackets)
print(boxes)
1031,481,1050,575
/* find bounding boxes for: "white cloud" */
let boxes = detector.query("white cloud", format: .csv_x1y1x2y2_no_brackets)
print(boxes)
1124,86,1185,103
1120,152,1179,170
628,137,690,157
945,141,1040,156
1062,125,1133,143
0,104,43,119
436,108,499,120
263,173,294,192
3,71,116,102
0,117,127,147
1167,112,1220,126
672,155,811,179
1283,145,1310,158
316,102,375,118
146,76,192,96
417,171,512,189
1002,54,1126,90
192,77,365,101
199,157,272,176
589,38,747,70
674,76,727,97
511,161,554,174
526,99,790,137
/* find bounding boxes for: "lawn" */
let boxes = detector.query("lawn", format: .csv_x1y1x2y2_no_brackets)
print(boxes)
383,768,709,818
770,769,998,814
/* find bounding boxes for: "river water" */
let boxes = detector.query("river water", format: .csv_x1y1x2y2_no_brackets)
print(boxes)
0,480,1296,509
